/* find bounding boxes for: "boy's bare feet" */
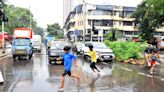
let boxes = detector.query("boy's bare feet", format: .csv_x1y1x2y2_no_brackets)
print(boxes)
58,87,64,92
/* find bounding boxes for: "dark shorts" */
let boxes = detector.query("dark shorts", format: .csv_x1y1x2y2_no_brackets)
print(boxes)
90,62,97,69
62,70,71,76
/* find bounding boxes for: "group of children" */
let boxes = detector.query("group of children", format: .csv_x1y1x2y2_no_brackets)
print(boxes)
59,44,100,91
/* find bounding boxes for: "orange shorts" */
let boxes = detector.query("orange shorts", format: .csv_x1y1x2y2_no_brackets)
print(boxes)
150,61,156,66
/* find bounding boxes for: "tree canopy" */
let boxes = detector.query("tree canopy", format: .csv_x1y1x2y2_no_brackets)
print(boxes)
46,23,63,39
105,27,121,41
132,0,164,42
0,5,37,34
0,0,5,7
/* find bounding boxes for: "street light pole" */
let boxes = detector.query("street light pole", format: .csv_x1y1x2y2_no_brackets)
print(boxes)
2,20,5,53
82,0,86,43
28,0,32,29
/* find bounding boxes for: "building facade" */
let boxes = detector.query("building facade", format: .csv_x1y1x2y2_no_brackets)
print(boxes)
64,4,164,41
63,0,75,25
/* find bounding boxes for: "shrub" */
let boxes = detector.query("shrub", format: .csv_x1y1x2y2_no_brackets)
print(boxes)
104,40,147,61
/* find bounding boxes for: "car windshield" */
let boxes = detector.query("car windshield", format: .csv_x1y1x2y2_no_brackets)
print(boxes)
33,42,40,46
13,39,30,46
51,42,69,49
91,43,108,49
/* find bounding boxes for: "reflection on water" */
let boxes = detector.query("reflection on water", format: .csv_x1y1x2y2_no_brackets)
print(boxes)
1,53,164,92
90,74,100,92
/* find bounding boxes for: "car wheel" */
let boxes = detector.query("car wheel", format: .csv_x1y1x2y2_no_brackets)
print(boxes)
29,55,32,60
84,55,90,62
49,59,52,64
18,56,21,60
13,55,16,61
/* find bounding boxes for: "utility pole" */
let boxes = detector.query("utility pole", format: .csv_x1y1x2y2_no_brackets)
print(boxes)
2,20,5,53
28,0,32,29
90,20,93,42
30,10,32,29
82,0,86,43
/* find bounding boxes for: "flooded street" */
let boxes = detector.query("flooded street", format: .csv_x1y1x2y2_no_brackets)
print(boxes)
0,48,164,92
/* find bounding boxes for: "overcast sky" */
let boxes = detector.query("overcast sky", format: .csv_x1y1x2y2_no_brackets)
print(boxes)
7,0,143,28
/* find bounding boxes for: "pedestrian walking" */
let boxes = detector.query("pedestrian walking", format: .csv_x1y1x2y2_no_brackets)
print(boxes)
148,50,160,74
88,45,100,74
59,46,80,91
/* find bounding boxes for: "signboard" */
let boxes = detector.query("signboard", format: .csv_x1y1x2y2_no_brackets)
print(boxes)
14,30,31,38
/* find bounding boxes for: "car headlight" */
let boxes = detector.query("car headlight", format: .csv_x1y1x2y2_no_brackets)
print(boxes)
12,48,16,54
26,48,31,54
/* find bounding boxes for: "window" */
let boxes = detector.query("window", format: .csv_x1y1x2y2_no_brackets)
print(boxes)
88,10,112,16
124,11,133,18
114,11,122,17
125,31,133,35
88,20,91,25
123,21,133,26
93,20,113,26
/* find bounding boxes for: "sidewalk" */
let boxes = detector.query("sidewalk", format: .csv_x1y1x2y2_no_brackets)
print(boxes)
0,49,7,58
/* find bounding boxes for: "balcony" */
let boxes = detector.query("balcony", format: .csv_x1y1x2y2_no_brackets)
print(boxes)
86,15,113,20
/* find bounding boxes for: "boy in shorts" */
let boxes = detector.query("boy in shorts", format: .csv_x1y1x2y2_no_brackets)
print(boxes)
88,45,100,73
148,50,160,74
59,46,80,91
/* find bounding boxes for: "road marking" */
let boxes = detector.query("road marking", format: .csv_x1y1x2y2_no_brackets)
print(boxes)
119,67,132,72
7,76,21,92
161,78,164,81
139,72,146,75
0,55,10,60
145,74,152,77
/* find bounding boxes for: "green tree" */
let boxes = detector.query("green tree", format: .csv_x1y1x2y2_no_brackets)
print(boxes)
0,0,5,7
47,23,60,35
147,0,164,15
46,23,63,39
132,1,164,43
105,27,121,41
0,5,37,34
33,26,44,36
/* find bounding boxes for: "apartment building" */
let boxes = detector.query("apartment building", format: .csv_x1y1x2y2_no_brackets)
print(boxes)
63,0,75,25
64,4,163,40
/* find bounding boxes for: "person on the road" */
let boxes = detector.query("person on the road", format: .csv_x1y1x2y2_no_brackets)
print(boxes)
88,45,100,74
59,46,80,91
148,50,160,74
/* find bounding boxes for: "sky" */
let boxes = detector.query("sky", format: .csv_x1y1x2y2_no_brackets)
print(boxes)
7,0,143,28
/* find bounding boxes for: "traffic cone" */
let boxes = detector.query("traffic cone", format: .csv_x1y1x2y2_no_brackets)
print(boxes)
0,71,4,83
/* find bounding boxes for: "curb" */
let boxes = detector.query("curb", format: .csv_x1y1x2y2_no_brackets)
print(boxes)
0,54,7,58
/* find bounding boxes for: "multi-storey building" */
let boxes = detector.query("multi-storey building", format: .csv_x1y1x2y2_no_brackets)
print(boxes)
63,0,75,25
63,4,163,41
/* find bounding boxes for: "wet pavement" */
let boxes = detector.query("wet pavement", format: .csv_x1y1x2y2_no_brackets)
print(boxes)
0,48,164,92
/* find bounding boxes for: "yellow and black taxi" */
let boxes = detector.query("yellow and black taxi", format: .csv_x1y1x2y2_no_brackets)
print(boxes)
48,41,70,64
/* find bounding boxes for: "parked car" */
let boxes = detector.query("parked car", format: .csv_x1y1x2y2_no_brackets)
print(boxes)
73,42,85,55
48,41,70,64
32,41,42,52
82,42,115,62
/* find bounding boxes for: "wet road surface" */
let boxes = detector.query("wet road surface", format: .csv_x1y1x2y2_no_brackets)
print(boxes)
0,48,164,92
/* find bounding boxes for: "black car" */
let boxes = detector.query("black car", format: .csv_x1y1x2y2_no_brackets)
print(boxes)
48,41,70,64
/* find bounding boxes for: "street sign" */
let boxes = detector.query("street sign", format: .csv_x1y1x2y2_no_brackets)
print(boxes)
98,29,103,36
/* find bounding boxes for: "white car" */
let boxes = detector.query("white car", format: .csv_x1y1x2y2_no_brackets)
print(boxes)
32,41,42,52
82,42,115,62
